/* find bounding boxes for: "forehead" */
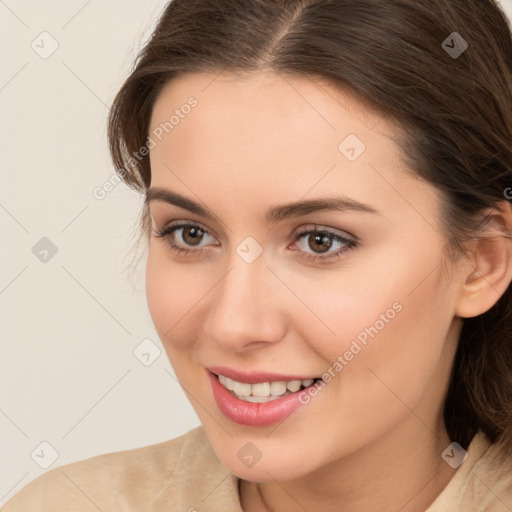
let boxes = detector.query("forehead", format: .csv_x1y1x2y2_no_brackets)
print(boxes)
150,70,389,138
148,70,407,184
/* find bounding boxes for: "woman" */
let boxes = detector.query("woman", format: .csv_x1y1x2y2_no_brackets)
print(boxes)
3,0,512,510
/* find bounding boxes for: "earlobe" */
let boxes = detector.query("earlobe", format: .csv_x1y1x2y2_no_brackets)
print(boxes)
455,201,512,319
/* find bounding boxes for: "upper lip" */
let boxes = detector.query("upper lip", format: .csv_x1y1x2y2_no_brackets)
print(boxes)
207,366,320,384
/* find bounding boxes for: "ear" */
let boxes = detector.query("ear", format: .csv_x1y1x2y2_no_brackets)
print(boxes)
455,200,512,319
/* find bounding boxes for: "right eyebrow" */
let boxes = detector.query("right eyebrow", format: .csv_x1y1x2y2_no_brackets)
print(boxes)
145,188,219,220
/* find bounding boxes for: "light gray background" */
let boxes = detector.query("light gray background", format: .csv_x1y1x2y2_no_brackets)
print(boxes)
1,0,512,506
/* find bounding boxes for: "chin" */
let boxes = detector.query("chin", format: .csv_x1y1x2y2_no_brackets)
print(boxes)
229,458,309,483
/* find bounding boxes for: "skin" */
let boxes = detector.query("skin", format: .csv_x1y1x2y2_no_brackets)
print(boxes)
145,71,512,512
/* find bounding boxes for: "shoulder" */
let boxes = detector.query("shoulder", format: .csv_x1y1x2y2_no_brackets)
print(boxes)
428,432,512,512
462,434,512,512
1,426,240,512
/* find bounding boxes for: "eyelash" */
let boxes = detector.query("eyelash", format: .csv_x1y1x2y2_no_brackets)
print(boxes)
153,221,357,263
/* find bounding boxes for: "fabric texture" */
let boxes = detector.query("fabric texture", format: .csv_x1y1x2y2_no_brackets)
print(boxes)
2,426,511,511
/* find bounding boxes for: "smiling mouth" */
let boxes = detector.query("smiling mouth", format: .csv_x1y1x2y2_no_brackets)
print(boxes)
216,373,323,403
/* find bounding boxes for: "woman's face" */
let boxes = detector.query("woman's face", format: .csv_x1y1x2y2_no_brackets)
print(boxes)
145,71,466,481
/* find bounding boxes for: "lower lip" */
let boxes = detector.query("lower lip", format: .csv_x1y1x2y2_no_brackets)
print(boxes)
208,371,311,427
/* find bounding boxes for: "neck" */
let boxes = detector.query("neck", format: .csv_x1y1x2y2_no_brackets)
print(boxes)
240,416,457,512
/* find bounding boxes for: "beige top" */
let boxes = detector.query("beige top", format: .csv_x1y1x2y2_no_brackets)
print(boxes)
2,427,512,511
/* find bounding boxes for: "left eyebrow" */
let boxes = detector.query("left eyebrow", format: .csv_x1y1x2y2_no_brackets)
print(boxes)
265,196,381,223
144,187,381,222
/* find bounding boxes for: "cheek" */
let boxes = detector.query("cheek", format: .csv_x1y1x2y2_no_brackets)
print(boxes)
310,260,454,420
145,249,202,351
285,245,454,384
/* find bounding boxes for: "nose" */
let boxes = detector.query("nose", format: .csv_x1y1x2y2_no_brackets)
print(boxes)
203,252,287,353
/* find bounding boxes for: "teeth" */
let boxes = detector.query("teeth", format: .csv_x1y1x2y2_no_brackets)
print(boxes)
217,374,319,400
270,381,287,395
286,380,301,392
232,381,251,397
251,382,270,397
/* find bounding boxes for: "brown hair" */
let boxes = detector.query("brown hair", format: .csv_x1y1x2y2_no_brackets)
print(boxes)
108,0,512,457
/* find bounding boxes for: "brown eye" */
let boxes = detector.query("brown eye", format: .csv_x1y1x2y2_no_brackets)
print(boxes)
307,233,333,253
293,226,357,263
182,226,205,246
154,222,217,254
